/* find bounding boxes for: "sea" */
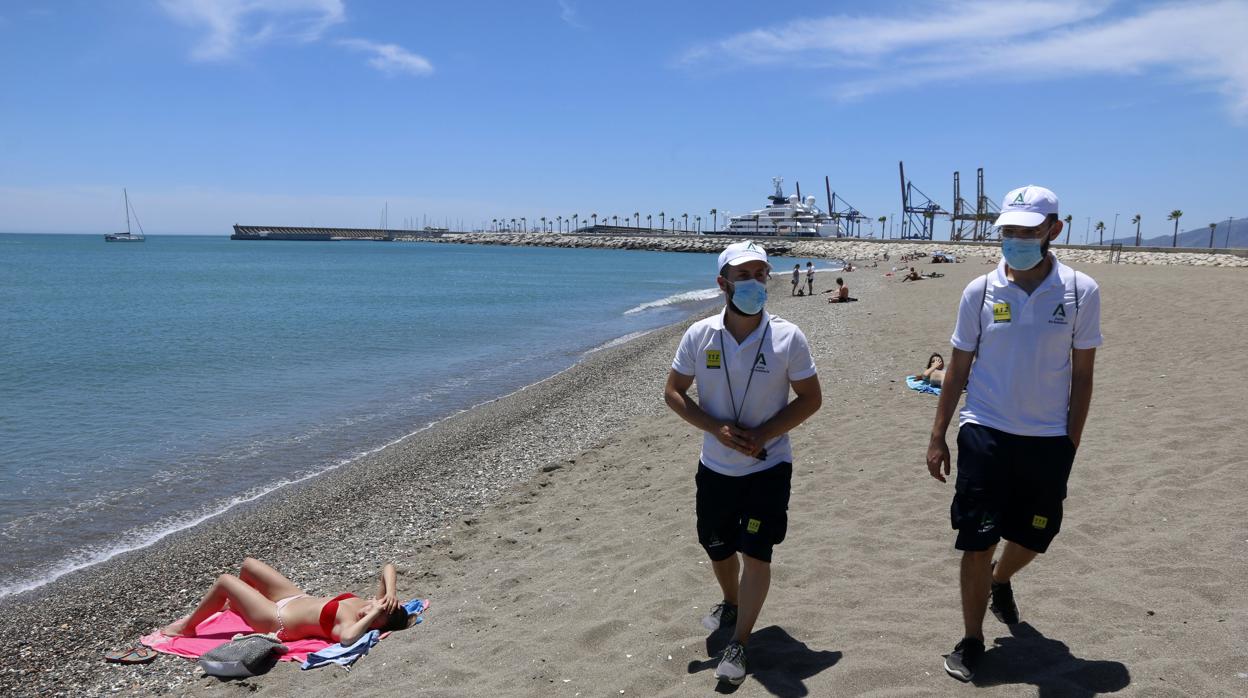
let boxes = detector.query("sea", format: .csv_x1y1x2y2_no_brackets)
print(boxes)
0,233,832,598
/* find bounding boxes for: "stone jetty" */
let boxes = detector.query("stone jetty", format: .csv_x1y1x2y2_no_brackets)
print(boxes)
397,232,1248,267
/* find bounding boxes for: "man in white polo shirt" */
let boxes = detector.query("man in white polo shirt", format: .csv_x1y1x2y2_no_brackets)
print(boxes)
664,240,822,686
926,185,1102,682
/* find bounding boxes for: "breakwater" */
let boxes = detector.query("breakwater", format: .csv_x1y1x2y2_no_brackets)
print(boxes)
401,232,1248,267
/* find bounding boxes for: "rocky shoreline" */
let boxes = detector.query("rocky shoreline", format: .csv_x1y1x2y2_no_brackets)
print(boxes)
398,232,1248,267
0,314,704,697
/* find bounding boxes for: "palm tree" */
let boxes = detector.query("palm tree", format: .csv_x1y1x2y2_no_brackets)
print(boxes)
572,214,578,231
540,216,547,233
682,213,688,232
877,215,886,238
646,214,652,230
659,211,665,231
1063,214,1073,245
556,215,562,233
591,213,598,227
491,218,497,232
1209,222,1217,248
710,208,719,232
1095,221,1105,246
1168,210,1183,247
633,212,640,228
1131,214,1141,246
521,217,527,233
696,215,702,234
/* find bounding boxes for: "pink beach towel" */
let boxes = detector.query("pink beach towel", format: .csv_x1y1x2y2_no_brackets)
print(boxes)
140,610,330,663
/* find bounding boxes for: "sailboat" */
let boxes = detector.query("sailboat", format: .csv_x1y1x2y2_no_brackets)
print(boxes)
105,189,146,242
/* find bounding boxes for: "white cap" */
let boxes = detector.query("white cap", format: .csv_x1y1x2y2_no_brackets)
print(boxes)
994,185,1059,228
717,240,769,272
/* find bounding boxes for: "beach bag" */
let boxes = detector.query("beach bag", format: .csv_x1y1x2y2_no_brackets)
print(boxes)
198,634,287,678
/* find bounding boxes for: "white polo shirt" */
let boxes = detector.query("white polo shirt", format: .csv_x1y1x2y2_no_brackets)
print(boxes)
951,256,1103,437
672,310,817,476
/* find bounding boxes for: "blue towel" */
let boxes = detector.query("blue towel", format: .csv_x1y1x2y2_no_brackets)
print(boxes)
906,376,941,395
403,598,428,622
300,630,379,671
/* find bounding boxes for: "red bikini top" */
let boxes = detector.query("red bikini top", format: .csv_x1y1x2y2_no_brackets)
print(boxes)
319,593,356,638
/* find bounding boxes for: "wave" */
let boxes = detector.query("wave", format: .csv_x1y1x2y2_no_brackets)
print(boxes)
583,329,655,354
624,288,720,315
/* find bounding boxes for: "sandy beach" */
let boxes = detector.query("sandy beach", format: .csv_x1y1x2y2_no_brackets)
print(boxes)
3,251,1246,697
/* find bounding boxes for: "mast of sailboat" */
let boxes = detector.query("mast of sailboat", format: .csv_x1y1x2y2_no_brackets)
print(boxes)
124,188,132,235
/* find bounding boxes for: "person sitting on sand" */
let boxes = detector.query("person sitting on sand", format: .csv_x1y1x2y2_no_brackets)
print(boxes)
843,261,855,272
913,353,945,387
825,277,854,303
162,558,413,645
901,267,923,282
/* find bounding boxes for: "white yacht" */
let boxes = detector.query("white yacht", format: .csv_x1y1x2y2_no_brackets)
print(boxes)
723,177,842,237
104,189,146,242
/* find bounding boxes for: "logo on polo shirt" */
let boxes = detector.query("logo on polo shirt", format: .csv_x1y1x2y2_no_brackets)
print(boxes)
751,353,769,373
706,349,721,369
992,302,1011,324
1048,303,1068,325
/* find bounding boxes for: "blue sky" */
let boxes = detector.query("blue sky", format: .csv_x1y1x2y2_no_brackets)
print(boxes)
1,0,1246,240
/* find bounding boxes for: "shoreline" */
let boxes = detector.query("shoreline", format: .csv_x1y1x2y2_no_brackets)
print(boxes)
0,281,729,696
0,276,726,603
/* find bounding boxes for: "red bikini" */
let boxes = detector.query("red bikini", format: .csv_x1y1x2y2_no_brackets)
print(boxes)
318,593,356,638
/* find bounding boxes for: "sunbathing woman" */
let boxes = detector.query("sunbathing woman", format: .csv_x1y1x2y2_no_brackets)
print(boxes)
162,558,412,645
913,353,945,387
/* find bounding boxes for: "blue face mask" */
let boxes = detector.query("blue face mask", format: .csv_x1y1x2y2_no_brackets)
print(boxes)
1001,238,1045,270
728,279,767,315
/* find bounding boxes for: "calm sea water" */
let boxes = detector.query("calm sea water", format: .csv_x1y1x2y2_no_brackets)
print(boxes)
0,233,824,597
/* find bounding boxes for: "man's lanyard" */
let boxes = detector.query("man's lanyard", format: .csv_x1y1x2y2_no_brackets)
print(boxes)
718,321,770,426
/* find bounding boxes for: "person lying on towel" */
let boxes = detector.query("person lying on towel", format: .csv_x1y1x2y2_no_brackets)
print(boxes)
163,558,413,645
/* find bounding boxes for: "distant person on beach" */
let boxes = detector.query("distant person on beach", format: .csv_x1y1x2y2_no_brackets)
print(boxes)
805,262,814,295
913,353,945,387
791,264,800,295
901,267,923,282
664,240,823,686
825,277,854,303
925,185,1102,682
162,558,414,645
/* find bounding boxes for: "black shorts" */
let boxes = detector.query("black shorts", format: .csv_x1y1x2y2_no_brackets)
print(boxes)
695,462,792,563
951,423,1076,553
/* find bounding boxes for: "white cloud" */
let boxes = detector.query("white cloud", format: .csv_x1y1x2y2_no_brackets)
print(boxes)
558,0,585,29
159,0,345,61
682,1,1248,120
337,38,433,76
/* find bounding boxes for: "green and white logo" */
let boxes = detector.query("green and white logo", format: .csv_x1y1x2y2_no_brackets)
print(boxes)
1013,192,1026,205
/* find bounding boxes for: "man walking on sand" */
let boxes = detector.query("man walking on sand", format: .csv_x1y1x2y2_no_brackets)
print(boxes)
925,185,1102,682
664,240,823,686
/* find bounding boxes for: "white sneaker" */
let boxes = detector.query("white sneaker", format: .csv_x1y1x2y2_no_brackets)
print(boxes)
714,641,747,685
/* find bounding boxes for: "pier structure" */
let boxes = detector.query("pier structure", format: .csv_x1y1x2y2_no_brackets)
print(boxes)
898,161,948,240
231,225,407,241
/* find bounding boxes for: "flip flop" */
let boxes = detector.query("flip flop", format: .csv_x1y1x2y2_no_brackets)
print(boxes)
104,645,158,664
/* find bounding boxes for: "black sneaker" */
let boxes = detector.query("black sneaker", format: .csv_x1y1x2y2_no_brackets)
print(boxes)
944,637,984,682
701,601,738,631
990,579,1021,625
